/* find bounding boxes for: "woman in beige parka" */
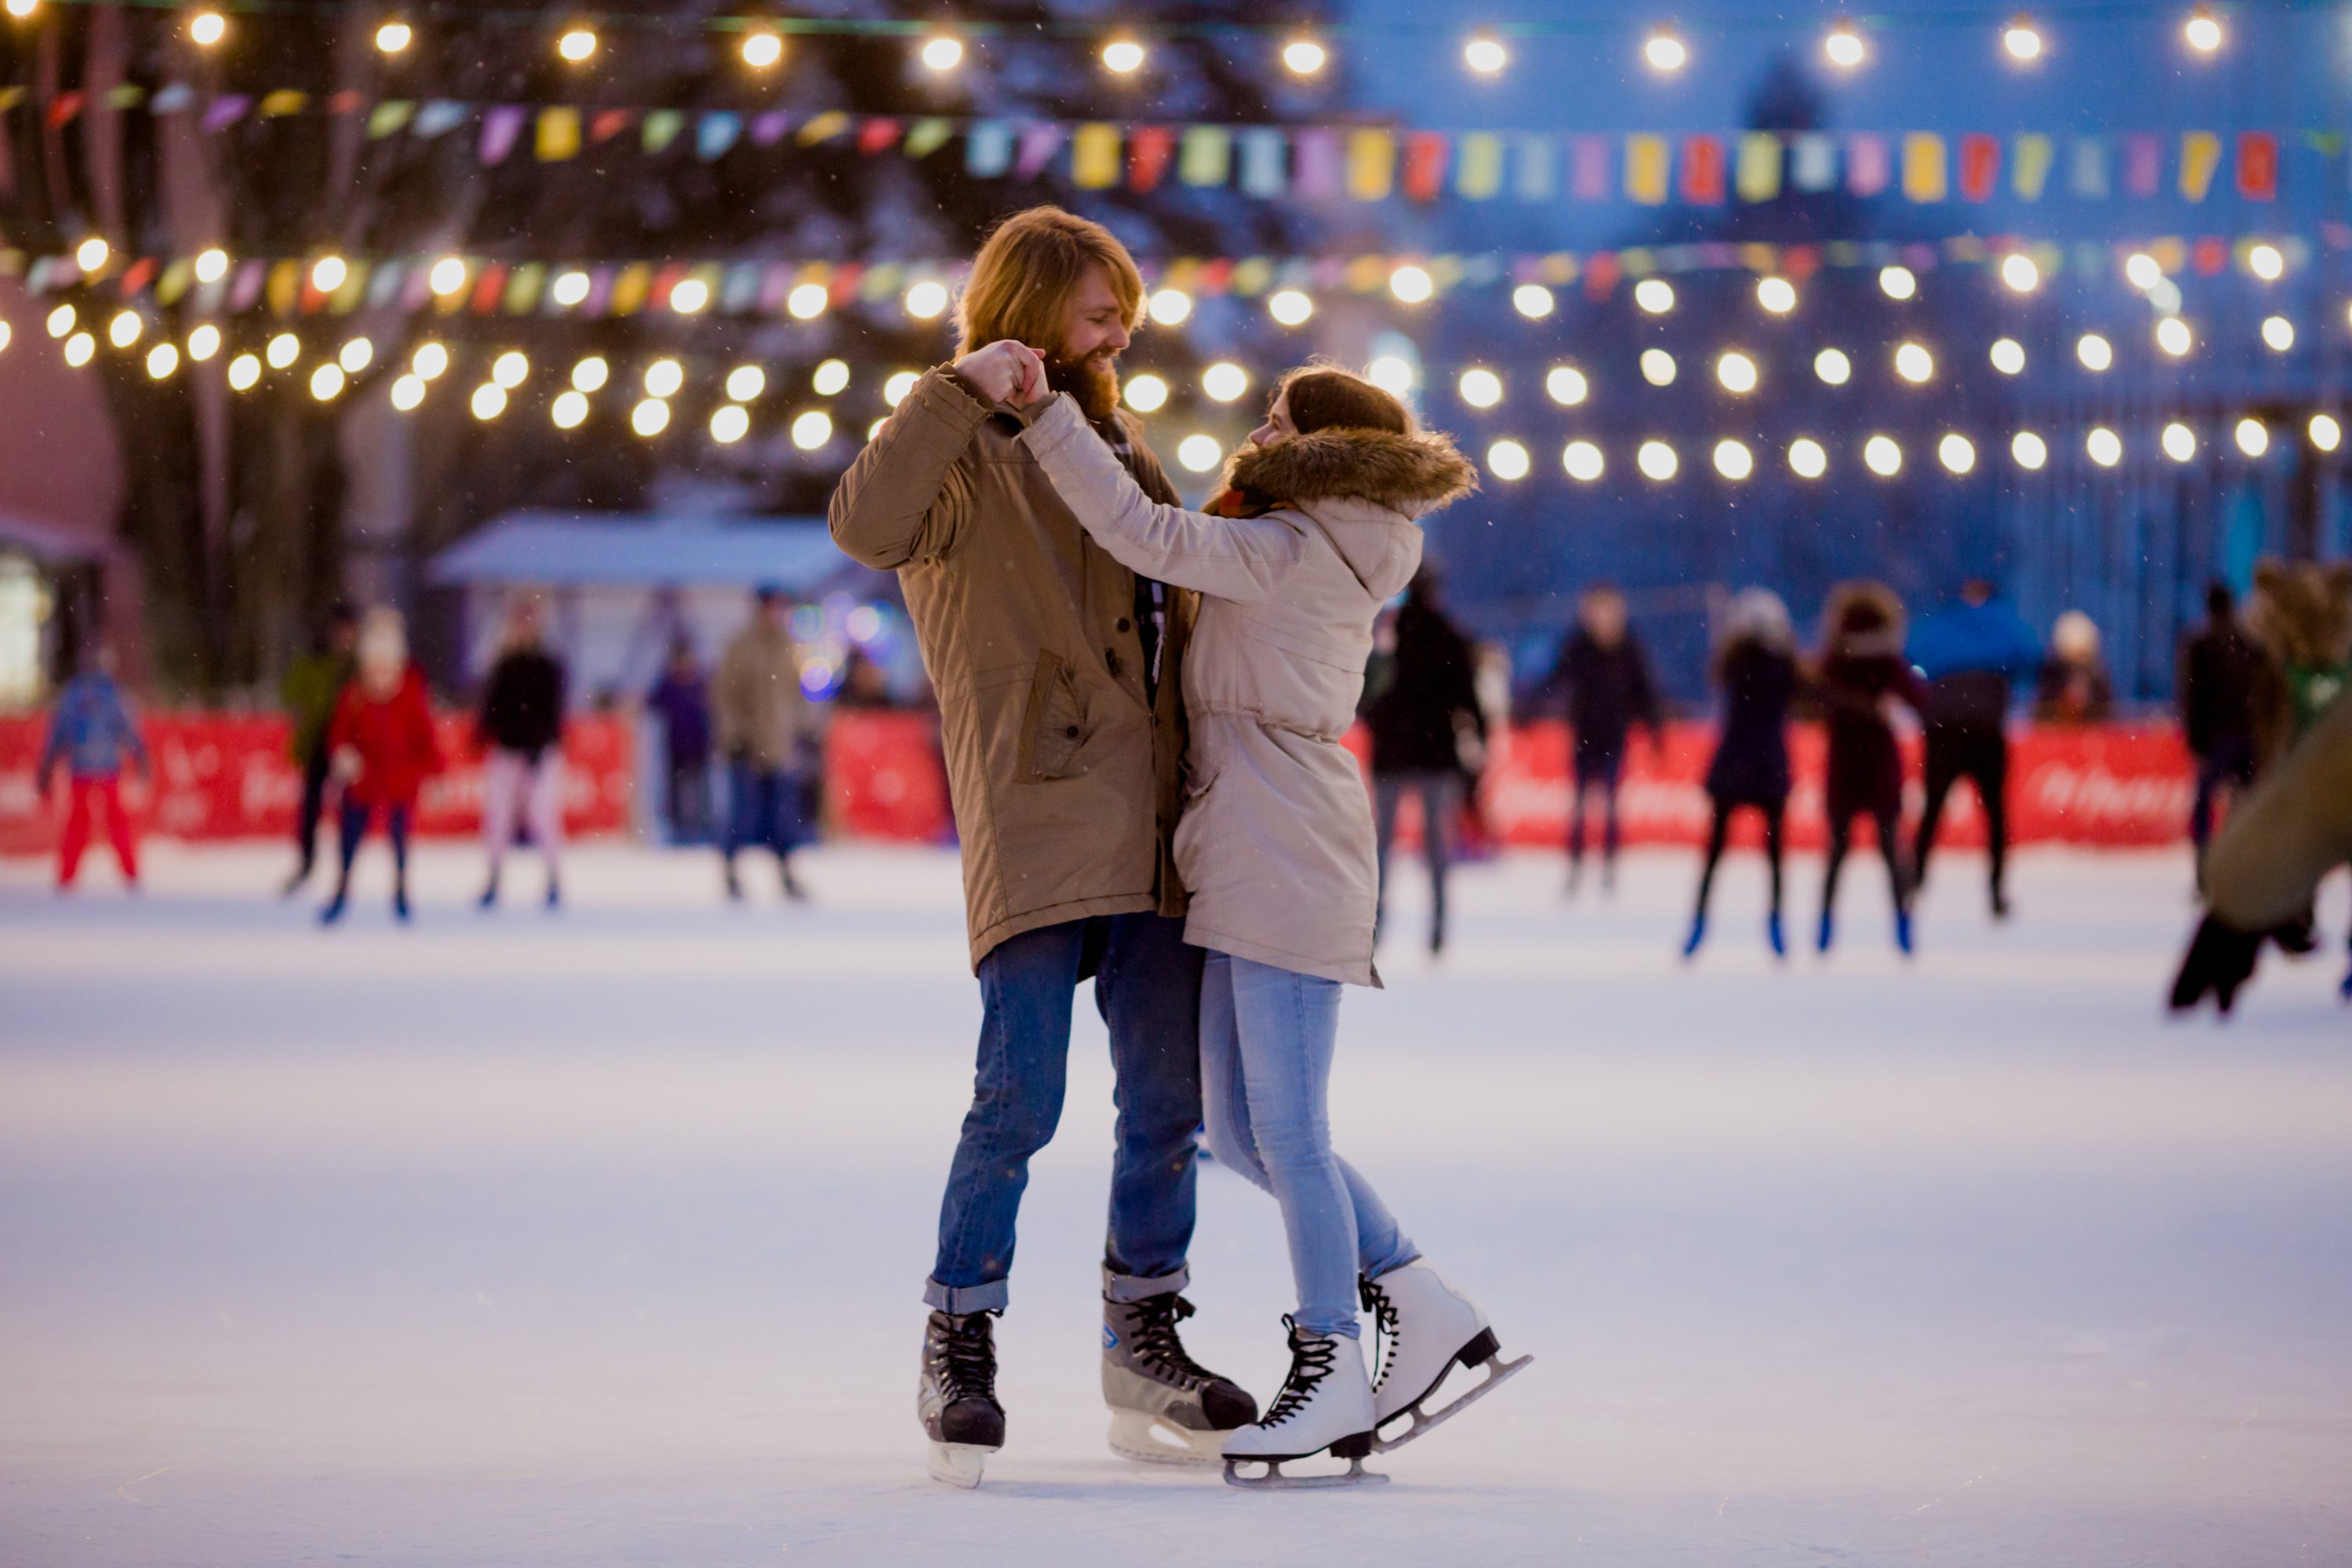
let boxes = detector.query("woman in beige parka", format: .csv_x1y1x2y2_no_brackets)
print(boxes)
1010,358,1528,1483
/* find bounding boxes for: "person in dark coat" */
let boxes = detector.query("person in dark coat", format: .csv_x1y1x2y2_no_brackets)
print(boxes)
2179,581,2269,887
280,603,358,895
2033,611,2115,723
475,597,568,910
1365,569,1486,955
1685,589,1801,959
1536,583,1664,894
1907,579,2043,920
646,637,714,844
1816,582,1926,955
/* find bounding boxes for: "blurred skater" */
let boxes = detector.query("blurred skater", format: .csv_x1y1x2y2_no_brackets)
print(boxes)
475,597,568,911
2033,612,2115,724
715,586,821,902
2178,582,2267,890
1365,568,1486,954
321,608,441,926
1536,583,1663,895
645,636,714,844
1815,583,1924,956
39,644,147,892
2241,561,2352,968
1684,589,1799,959
1907,579,2042,920
280,603,358,895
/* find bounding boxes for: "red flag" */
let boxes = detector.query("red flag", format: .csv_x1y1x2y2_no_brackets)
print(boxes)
470,263,507,314
2236,132,2277,200
1583,251,1622,299
1127,126,1175,193
118,258,155,297
856,118,902,155
1402,132,1450,202
1958,134,2001,201
45,92,83,128
1679,135,1725,202
2191,236,2228,275
589,109,635,144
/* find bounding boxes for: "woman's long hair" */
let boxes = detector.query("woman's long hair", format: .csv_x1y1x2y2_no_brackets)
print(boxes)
1272,365,1412,436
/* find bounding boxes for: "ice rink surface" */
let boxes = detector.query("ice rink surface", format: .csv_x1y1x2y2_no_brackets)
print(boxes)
2,839,2348,1567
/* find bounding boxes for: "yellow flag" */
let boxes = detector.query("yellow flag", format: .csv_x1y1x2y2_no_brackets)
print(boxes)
2012,135,2054,200
267,260,300,314
536,108,581,162
259,90,307,118
2180,132,2221,200
1346,129,1395,201
1073,123,1120,189
1901,133,1947,201
610,263,652,317
1457,133,1503,199
1736,133,1781,201
1178,125,1230,187
1624,135,1668,205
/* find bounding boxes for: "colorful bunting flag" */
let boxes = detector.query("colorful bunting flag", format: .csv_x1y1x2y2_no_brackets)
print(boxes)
1179,125,1231,188
1072,122,1120,188
1457,132,1503,200
1901,133,1947,202
2238,132,2278,199
1513,134,1555,201
1735,133,1780,202
1013,122,1064,179
2013,133,2054,199
2180,131,2221,199
1294,129,1341,199
1681,135,1726,203
1958,134,1999,201
1127,125,1174,193
368,100,413,139
479,106,525,165
966,121,1014,177
2125,132,2161,196
1238,128,1286,197
1846,134,1889,197
412,100,466,138
904,118,953,158
698,111,742,159
851,116,896,155
1790,133,1836,193
1624,135,1669,205
535,107,579,162
2069,137,2108,198
1403,131,1450,201
1345,129,1394,201
1570,136,1610,200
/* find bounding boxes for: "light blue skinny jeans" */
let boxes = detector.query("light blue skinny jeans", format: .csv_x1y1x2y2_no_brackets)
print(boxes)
1199,952,1419,1338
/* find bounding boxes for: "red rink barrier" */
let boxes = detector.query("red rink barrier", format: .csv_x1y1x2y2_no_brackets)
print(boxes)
0,713,633,857
2,710,2191,855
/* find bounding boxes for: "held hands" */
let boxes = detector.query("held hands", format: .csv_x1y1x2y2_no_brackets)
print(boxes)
2167,912,2265,1015
953,340,1050,408
330,745,363,785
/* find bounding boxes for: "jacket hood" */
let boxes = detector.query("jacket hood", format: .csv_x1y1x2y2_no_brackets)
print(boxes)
1225,426,1479,521
2249,559,2352,669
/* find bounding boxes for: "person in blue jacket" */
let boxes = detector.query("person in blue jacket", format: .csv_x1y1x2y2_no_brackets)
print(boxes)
38,645,150,891
1906,579,2043,920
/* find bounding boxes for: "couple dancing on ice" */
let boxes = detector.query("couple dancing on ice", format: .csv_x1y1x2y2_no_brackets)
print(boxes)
830,205,1526,1490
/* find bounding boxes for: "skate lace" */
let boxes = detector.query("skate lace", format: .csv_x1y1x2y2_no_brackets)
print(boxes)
1359,1276,1402,1393
1127,1292,1214,1388
1261,1316,1338,1428
938,1312,999,1405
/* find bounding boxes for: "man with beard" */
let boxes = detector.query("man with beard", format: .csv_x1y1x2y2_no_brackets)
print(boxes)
829,207,1254,1487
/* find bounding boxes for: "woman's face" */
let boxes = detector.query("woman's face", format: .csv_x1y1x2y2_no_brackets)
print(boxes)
1247,390,1295,448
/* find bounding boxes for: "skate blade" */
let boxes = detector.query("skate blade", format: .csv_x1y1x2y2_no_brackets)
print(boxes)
1371,1352,1534,1454
1222,1454,1389,1490
926,1442,989,1489
1107,1409,1225,1467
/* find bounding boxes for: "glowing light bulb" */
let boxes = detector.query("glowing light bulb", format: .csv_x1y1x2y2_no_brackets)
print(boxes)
45,304,74,339
107,310,142,349
2086,426,2122,467
1268,289,1314,327
2125,252,2162,289
1756,277,1797,314
309,363,346,401
1487,440,1530,481
266,332,299,368
1715,351,1759,395
1712,439,1753,481
429,256,468,296
884,370,920,407
2003,15,2042,60
2077,333,2114,371
332,337,369,374
194,247,230,284
1894,342,1934,383
551,270,591,309
643,358,684,399
1283,38,1327,75
1203,362,1248,402
2262,315,2294,352
1634,278,1675,314
1176,434,1222,473
145,343,179,379
726,366,766,403
1101,38,1146,74
786,282,828,320
1148,289,1192,327
390,373,426,412
188,9,226,47
75,237,109,272
669,278,710,315
1389,266,1434,304
1864,434,1903,476
790,409,833,450
2000,253,2040,293
187,324,220,361
1122,373,1168,413
920,34,964,71
2312,414,2342,452
1457,368,1503,408
557,26,597,63
491,350,528,388
904,281,949,320
412,341,449,380
1879,265,1918,300
1644,31,1688,71
633,398,672,437
2249,243,2284,282
375,20,412,54
1824,24,1866,68
710,405,751,444
1636,441,1678,481
1991,337,2026,375
570,356,608,393
1563,441,1605,481
1939,434,1976,474
2011,431,2047,469
2157,318,2193,357
812,358,850,397
1789,437,1828,479
227,353,260,390
2185,5,2222,53
4,0,39,18
64,332,95,367
1640,349,1676,387
550,389,588,428
1546,366,1588,406
1367,356,1414,397
2236,417,2269,457
740,29,782,69
1512,284,1554,320
1463,34,1508,75
2161,422,2196,463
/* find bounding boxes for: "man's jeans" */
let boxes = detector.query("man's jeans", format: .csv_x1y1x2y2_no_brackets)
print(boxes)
1198,952,1417,1338
926,913,1207,1314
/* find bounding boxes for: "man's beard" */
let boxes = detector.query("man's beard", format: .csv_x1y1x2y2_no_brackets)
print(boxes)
1045,350,1121,422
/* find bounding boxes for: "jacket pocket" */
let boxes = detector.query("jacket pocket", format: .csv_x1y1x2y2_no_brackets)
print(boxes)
1021,652,1090,780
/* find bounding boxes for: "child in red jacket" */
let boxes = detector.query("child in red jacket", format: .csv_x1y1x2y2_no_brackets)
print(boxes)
321,608,441,924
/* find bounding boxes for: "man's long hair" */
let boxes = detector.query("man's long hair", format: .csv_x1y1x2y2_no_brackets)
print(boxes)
954,206,1145,358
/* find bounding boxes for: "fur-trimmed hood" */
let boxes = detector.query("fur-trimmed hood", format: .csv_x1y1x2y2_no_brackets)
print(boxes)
1820,579,1906,657
1223,426,1479,521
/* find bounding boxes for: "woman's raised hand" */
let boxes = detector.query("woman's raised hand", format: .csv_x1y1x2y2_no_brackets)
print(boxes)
953,340,1048,406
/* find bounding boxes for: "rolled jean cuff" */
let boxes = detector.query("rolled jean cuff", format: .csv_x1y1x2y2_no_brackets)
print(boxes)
924,1276,1009,1315
1102,1261,1190,1304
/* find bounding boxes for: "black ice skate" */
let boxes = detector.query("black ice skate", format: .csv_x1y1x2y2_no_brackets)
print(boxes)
917,1308,1004,1488
1361,1261,1531,1454
1221,1317,1387,1490
1101,1283,1257,1465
